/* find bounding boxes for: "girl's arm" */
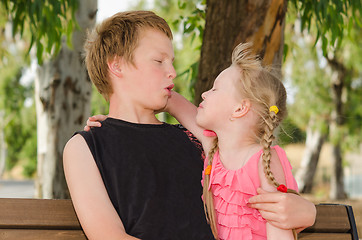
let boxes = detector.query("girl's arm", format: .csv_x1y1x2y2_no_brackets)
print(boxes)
165,91,214,152
258,149,295,240
252,148,316,232
63,135,140,240
84,91,215,150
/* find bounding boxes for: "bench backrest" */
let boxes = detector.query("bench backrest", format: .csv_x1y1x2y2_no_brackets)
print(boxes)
0,198,86,240
299,204,359,240
0,199,358,240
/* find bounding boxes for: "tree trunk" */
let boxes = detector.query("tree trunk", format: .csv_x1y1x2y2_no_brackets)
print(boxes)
327,57,348,200
35,0,97,199
330,139,345,199
295,117,326,193
195,0,287,104
0,111,6,178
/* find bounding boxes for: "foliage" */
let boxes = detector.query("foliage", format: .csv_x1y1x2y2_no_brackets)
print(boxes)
1,0,78,64
278,116,306,146
171,0,205,101
288,0,361,55
90,85,109,116
284,4,362,152
0,56,37,177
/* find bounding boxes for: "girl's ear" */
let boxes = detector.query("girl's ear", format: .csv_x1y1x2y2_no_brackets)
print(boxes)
232,99,251,118
107,57,123,78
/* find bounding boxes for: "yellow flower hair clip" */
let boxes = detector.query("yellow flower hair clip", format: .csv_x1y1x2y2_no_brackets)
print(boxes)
269,105,279,114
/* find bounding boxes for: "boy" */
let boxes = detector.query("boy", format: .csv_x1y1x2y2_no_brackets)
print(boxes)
64,10,214,239
64,11,315,239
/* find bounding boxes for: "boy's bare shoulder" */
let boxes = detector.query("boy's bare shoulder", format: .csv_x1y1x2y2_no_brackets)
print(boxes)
63,134,89,160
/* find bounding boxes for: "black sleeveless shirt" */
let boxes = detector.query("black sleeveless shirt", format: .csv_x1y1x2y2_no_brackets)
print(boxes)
78,118,213,240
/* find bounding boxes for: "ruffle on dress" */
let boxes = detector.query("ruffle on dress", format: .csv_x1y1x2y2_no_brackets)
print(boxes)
201,146,298,240
203,150,267,240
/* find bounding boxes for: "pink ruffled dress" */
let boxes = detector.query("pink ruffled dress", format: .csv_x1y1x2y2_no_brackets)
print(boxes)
202,145,298,240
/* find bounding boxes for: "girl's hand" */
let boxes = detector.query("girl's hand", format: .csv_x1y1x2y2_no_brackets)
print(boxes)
84,115,108,131
248,188,316,232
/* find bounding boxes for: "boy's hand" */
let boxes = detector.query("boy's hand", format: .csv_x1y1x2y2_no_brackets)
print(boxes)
248,188,316,231
84,115,108,131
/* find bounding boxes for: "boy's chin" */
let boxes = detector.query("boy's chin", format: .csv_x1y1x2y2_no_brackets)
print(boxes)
153,101,168,113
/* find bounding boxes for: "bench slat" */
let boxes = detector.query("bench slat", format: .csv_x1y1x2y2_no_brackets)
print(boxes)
0,229,87,240
302,204,351,233
299,232,352,240
0,199,81,230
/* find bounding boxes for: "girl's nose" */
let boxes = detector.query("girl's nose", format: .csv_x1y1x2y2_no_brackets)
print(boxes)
201,91,207,99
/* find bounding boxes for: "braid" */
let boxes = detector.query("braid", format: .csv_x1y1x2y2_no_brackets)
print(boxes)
262,111,279,188
262,111,299,240
203,138,219,239
232,42,299,239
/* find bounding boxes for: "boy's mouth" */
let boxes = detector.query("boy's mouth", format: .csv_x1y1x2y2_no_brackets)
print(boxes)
166,84,174,91
165,84,174,97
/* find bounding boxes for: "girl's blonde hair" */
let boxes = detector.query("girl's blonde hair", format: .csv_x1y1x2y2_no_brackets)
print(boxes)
202,43,298,239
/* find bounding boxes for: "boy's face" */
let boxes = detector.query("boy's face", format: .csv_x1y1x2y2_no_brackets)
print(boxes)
120,28,176,111
196,66,241,130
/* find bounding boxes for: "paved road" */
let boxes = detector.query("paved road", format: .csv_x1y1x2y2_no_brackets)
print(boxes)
0,180,35,198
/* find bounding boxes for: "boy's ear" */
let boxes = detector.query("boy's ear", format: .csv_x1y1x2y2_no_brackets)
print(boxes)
107,57,123,78
232,99,251,118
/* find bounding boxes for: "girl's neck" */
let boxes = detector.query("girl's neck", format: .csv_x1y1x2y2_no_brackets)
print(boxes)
216,130,261,170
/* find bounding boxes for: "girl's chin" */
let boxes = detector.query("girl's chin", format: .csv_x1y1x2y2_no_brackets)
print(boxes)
195,118,207,129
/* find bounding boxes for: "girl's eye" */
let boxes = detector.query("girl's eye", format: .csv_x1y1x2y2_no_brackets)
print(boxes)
154,60,162,63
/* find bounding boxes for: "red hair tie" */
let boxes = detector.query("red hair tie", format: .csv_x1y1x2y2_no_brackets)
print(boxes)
277,184,288,193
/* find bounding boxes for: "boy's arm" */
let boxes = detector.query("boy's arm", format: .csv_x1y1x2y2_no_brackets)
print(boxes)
248,188,316,232
165,91,213,151
63,135,140,240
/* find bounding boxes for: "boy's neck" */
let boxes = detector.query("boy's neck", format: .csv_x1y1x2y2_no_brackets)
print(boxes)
108,100,162,124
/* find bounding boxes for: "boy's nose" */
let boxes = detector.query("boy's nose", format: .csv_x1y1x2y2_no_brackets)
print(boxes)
168,66,176,80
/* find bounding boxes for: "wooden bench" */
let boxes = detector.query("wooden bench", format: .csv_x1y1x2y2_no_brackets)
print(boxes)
0,199,359,240
299,204,359,240
0,198,86,240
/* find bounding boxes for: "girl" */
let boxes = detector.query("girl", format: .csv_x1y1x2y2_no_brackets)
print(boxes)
166,42,298,239
87,42,307,239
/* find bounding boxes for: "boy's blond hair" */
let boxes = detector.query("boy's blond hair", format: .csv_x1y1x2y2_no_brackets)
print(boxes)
84,11,173,101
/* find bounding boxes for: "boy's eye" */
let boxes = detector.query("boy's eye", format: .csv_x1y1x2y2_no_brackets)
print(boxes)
154,60,162,63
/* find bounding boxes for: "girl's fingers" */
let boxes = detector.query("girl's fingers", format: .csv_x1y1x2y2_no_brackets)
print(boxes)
90,114,108,121
84,115,104,131
86,118,102,127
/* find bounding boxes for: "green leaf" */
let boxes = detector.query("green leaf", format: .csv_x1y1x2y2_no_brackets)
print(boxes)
36,42,44,64
283,43,289,62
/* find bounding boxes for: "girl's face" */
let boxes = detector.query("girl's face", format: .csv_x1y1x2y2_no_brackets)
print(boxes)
196,66,242,130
